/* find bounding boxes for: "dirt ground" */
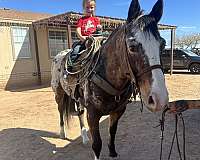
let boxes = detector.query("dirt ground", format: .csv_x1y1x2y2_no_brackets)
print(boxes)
0,74,200,160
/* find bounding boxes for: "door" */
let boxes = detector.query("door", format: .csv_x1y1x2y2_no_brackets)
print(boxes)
173,50,189,69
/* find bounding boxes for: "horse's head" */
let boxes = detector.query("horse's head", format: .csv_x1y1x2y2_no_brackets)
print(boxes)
125,0,168,112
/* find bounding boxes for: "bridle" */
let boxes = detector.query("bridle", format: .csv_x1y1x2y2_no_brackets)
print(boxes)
123,19,164,112
123,24,163,85
136,64,163,80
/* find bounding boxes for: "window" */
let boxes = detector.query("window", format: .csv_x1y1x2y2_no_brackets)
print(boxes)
71,31,79,44
11,26,31,59
48,30,68,57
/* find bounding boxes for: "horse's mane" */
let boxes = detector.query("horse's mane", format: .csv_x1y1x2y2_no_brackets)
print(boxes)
104,14,160,47
137,15,160,40
102,25,125,48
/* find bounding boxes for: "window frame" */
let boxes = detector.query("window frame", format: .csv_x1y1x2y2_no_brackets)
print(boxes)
71,27,79,44
48,29,69,58
11,26,31,60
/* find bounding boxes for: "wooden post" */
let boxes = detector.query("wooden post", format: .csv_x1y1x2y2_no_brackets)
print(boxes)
67,25,72,48
33,27,42,85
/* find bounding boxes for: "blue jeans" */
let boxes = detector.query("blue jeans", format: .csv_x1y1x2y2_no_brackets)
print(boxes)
70,41,86,63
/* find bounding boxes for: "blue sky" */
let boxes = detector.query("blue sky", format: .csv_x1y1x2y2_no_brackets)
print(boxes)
1,0,200,43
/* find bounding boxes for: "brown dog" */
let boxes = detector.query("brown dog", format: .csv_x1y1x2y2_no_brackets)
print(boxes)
168,100,200,113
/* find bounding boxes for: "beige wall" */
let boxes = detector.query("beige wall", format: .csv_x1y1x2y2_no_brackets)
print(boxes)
36,27,52,84
0,24,39,90
0,23,70,90
36,27,70,85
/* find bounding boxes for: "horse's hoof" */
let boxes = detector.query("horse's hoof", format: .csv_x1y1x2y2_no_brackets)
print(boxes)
109,152,118,158
60,133,65,139
60,129,65,139
94,156,100,160
81,128,89,144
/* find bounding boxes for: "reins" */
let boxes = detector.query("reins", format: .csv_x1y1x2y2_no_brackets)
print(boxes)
157,107,186,160
136,64,163,79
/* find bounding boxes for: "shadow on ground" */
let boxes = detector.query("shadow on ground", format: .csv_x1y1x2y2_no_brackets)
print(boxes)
5,84,51,92
0,102,200,160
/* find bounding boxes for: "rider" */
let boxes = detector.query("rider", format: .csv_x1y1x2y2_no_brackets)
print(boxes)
70,0,102,63
77,0,102,41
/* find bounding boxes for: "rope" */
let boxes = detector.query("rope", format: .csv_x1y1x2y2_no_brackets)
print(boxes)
62,37,102,87
63,46,102,87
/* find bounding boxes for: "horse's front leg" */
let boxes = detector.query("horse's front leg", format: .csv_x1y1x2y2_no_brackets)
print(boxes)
108,107,126,157
87,110,102,160
77,103,89,144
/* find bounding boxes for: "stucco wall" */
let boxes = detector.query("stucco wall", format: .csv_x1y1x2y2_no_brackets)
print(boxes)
0,25,39,90
36,27,70,85
0,23,70,90
36,27,52,84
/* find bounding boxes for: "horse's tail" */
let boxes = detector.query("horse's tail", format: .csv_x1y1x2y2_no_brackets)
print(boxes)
63,93,76,127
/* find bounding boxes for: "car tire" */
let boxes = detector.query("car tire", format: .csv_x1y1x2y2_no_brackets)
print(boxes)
163,69,169,73
189,63,200,73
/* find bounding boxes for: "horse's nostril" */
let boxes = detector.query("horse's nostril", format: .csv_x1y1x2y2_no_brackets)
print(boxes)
148,96,155,105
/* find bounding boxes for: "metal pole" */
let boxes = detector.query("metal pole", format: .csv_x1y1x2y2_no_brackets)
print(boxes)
170,29,175,75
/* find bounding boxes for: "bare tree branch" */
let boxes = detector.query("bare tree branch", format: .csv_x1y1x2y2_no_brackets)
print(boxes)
175,33,200,49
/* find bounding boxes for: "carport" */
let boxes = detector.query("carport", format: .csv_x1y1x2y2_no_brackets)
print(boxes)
32,12,177,83
159,24,177,75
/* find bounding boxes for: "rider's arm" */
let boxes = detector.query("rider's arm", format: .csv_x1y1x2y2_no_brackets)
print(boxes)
95,17,102,32
76,27,87,42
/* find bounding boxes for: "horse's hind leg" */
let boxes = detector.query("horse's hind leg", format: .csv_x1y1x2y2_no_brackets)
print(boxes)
55,87,66,139
77,102,89,144
108,108,126,157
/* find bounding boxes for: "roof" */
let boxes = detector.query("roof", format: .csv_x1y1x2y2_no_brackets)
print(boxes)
158,24,177,30
33,11,177,30
0,8,53,22
33,11,125,29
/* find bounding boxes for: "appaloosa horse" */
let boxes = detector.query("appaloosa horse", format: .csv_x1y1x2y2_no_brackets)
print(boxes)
51,0,169,159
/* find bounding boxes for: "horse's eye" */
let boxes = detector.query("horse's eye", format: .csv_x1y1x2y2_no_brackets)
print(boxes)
130,45,138,52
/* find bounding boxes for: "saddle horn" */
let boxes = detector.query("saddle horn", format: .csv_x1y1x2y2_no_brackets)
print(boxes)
127,0,141,23
149,0,163,23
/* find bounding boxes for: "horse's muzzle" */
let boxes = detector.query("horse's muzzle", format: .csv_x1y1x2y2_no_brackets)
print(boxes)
147,92,168,112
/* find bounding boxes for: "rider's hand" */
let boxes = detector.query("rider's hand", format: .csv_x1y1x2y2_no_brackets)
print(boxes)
97,25,103,31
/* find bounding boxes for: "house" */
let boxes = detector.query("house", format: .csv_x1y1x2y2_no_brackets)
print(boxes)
0,8,52,89
0,9,177,90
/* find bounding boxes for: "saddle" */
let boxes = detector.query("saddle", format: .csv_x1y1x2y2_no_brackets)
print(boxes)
60,36,106,100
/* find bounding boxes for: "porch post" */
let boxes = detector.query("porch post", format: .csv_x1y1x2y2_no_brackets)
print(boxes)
67,25,72,48
33,26,42,85
170,29,175,75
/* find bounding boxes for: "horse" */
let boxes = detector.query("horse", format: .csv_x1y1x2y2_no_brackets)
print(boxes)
51,0,169,159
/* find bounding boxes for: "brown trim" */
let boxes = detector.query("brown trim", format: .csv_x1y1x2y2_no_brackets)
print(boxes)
33,27,42,85
67,25,72,48
47,27,69,59
33,11,177,31
10,26,33,60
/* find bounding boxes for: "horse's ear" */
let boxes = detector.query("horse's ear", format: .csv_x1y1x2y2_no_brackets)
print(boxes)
149,0,163,23
127,0,141,23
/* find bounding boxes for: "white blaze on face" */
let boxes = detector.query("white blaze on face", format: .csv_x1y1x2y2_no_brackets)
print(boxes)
134,30,169,110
